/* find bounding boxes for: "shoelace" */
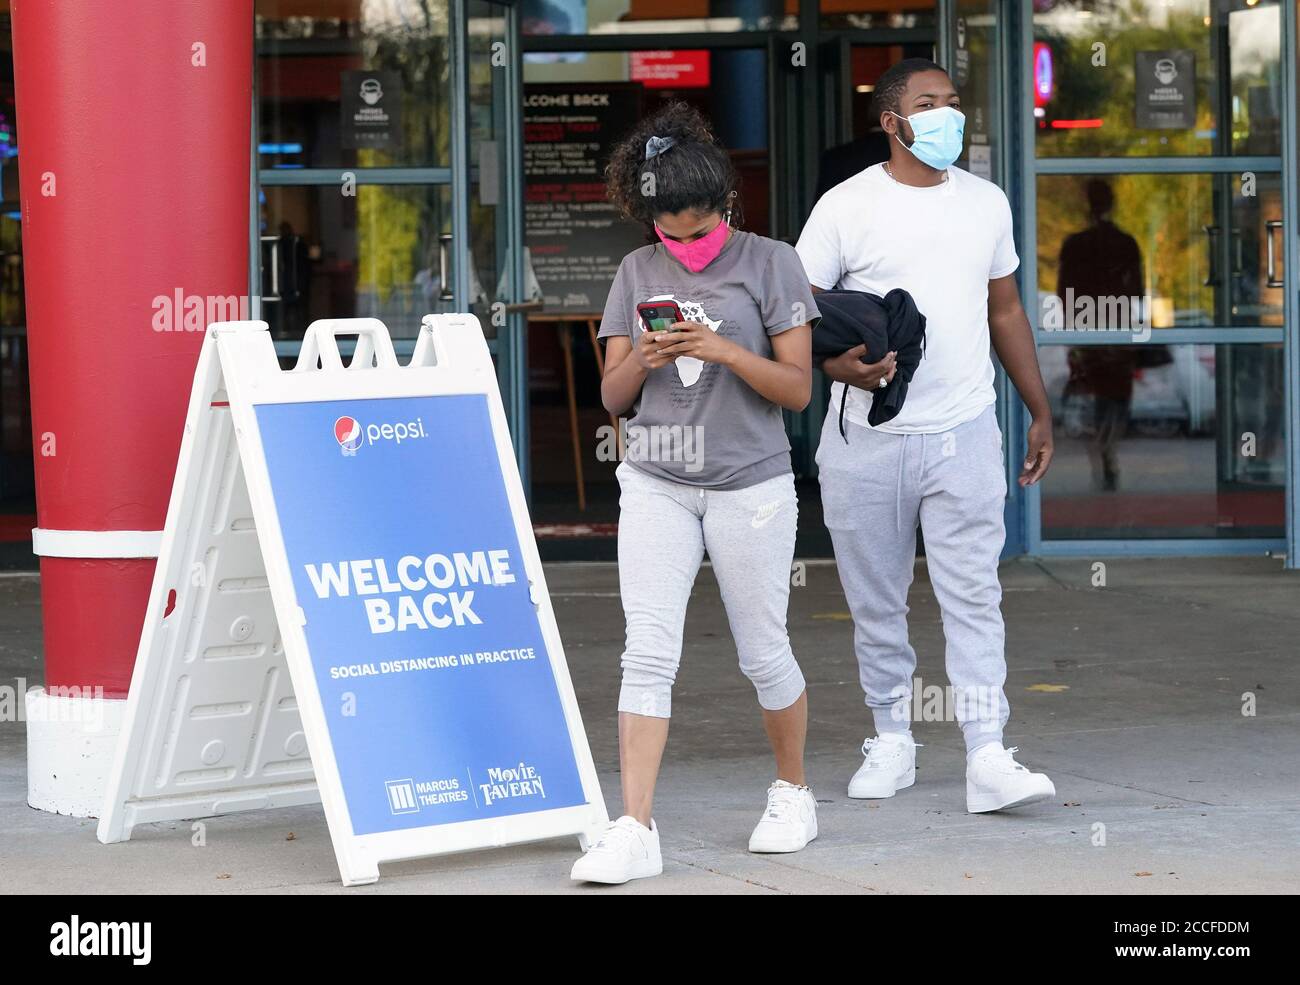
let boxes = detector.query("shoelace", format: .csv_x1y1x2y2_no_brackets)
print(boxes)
591,820,642,855
860,736,921,769
997,746,1030,772
762,783,807,823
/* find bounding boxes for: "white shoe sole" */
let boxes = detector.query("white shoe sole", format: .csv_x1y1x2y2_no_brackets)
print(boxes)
748,818,818,854
570,857,663,885
848,764,915,800
966,779,1056,814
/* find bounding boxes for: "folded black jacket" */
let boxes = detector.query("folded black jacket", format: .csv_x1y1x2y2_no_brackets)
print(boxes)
812,288,926,439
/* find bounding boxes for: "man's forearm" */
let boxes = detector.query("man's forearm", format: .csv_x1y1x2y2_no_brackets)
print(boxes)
821,357,856,387
991,315,1051,420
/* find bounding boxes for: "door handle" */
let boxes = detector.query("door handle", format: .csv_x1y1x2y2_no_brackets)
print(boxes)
1265,219,1284,288
438,233,454,302
1201,225,1220,287
260,235,281,302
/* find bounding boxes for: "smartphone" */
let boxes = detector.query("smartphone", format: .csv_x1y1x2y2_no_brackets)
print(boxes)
636,300,684,335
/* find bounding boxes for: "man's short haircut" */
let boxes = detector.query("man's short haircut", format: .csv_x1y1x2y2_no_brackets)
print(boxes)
871,58,949,121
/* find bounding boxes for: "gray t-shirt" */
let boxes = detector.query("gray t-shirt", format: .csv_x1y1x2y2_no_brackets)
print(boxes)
598,229,819,489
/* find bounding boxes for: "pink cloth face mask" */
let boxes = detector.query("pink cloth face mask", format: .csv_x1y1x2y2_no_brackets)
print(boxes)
655,217,729,273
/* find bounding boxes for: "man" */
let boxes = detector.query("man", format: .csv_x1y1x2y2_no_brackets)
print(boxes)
796,59,1057,813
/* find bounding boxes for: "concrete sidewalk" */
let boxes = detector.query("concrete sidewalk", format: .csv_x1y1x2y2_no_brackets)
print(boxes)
2,556,1298,894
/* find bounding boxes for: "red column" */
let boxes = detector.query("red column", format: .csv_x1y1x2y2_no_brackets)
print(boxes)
13,0,252,698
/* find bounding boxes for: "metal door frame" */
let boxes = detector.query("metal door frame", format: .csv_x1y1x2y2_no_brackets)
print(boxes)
1282,0,1299,568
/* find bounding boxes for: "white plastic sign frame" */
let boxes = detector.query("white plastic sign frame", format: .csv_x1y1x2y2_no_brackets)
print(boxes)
99,316,608,885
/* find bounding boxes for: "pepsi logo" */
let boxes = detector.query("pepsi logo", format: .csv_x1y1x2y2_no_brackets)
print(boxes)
334,415,363,453
332,413,428,454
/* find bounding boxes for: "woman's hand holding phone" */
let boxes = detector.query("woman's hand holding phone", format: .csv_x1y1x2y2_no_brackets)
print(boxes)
634,324,679,372
654,320,738,366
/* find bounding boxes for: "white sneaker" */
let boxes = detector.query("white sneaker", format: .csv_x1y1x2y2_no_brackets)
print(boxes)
570,815,662,884
965,744,1056,813
748,779,818,853
847,733,917,799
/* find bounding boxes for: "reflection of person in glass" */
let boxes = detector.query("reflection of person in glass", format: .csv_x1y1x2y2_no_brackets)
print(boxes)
1057,180,1142,492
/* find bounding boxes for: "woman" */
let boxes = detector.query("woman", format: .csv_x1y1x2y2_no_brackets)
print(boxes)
571,103,820,884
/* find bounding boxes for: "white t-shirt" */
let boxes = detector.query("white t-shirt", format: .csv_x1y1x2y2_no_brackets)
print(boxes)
796,163,1019,434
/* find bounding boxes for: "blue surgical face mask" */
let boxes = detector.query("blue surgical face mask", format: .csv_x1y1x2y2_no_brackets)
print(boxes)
891,106,965,171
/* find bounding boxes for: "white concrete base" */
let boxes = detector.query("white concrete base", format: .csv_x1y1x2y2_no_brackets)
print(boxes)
26,687,126,818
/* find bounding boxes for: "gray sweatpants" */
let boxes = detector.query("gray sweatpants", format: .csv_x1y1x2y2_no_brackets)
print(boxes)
615,461,806,718
817,403,1009,751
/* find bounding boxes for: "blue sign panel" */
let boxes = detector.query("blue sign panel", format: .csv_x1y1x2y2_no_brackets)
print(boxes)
255,393,586,835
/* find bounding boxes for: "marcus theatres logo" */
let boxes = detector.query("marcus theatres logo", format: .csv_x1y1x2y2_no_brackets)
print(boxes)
334,414,428,456
384,775,470,814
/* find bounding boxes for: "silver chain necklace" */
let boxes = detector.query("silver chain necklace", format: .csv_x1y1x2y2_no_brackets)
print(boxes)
883,161,948,184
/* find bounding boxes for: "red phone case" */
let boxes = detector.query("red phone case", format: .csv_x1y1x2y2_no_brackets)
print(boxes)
637,301,684,333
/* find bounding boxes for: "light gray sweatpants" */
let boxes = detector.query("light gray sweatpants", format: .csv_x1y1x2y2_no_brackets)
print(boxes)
817,403,1010,751
615,461,806,718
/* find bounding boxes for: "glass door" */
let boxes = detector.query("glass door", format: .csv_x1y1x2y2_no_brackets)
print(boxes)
462,0,532,484
1024,0,1288,553
253,0,530,472
254,1,457,342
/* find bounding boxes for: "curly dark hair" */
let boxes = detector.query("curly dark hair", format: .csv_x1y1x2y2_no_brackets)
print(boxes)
605,101,739,235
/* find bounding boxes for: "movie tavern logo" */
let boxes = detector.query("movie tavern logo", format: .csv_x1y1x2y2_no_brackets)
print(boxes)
386,763,547,816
